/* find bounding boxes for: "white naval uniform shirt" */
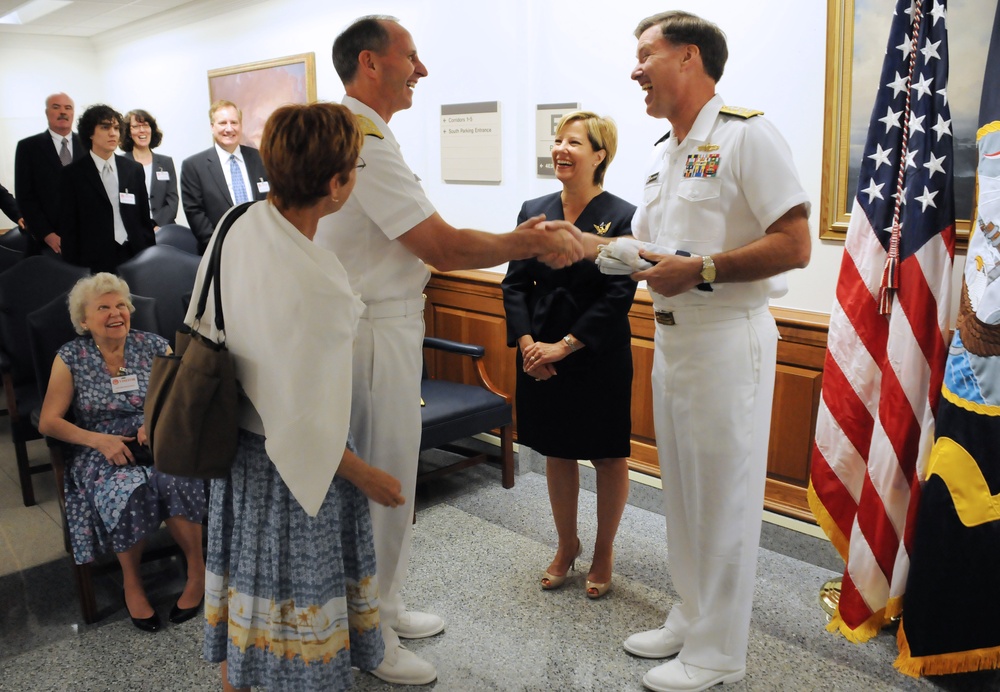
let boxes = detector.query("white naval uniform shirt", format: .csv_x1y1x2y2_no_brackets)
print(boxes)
632,94,810,312
314,96,437,302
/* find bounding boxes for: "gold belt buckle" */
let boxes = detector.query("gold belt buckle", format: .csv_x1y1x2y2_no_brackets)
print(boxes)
655,311,675,326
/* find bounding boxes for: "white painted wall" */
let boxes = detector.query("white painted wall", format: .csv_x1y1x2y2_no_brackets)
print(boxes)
0,33,100,211
0,0,971,316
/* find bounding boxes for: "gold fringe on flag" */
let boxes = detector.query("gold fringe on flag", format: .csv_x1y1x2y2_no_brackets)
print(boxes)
895,620,1000,677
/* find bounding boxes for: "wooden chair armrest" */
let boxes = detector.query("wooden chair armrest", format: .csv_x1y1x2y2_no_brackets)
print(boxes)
422,337,510,402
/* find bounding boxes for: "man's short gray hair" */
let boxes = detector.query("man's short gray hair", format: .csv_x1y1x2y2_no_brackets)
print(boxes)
332,15,399,85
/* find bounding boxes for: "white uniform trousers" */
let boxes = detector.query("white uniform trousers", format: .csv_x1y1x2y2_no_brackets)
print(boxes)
351,305,425,653
650,306,778,672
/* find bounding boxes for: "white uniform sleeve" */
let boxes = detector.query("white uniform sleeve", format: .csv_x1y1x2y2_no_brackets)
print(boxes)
352,136,436,241
735,119,811,231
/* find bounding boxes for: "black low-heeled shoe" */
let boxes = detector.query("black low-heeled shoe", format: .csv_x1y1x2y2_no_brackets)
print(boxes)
168,596,204,625
123,592,162,632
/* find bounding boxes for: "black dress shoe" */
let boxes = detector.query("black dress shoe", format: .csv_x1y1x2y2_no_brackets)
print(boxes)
168,596,204,624
130,611,162,632
123,591,162,632
122,590,163,632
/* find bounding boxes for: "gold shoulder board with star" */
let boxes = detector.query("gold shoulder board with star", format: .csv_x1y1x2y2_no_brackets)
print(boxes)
356,114,384,139
720,106,764,119
593,222,611,236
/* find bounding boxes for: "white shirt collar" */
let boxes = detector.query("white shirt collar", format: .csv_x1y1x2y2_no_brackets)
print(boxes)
673,94,724,148
216,142,242,162
49,129,72,148
90,150,115,173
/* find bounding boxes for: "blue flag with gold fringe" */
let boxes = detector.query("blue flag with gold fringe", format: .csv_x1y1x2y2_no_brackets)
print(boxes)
895,1,1000,676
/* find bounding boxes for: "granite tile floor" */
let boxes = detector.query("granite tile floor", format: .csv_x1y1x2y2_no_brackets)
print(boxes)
1,421,998,691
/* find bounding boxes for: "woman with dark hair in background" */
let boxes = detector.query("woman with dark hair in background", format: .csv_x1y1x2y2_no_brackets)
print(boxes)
120,109,178,229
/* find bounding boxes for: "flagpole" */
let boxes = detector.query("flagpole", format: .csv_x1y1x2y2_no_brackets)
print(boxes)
819,579,842,620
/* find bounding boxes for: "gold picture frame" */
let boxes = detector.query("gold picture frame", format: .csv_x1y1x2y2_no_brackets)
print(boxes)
207,53,317,149
819,0,990,247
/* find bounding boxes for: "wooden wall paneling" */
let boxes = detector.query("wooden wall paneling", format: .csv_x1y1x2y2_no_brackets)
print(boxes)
424,270,830,522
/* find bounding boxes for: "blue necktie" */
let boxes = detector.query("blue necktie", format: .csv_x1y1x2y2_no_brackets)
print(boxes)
229,154,249,203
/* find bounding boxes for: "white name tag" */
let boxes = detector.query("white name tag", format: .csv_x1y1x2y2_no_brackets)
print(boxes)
257,180,270,193
120,192,136,205
156,170,170,181
111,373,139,392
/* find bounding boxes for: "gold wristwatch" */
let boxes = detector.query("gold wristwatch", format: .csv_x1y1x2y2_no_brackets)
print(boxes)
700,255,716,284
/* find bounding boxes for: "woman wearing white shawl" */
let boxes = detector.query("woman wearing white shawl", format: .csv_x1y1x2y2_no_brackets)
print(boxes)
193,103,404,692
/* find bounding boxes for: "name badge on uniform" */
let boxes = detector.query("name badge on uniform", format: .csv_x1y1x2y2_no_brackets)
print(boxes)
119,191,136,205
256,179,270,193
111,374,139,393
156,170,170,181
683,153,720,178
645,172,659,185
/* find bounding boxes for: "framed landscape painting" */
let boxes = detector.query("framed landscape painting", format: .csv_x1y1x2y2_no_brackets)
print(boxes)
819,0,993,246
208,53,317,148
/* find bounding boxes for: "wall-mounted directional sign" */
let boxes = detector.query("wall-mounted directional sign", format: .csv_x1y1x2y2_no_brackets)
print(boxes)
440,101,502,184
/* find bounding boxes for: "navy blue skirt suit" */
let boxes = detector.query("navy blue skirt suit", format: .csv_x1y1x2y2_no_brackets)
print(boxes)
502,191,637,460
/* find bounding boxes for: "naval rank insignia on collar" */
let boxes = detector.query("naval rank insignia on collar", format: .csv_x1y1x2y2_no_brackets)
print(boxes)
719,105,764,119
356,114,385,139
593,222,611,235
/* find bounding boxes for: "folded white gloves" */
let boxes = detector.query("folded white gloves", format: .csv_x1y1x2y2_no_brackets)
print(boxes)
595,237,660,274
595,238,712,291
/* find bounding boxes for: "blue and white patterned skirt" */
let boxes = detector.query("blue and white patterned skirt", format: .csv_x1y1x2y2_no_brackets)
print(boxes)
203,429,384,690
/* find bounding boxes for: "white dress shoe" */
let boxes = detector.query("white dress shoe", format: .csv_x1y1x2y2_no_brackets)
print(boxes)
642,659,745,692
371,645,438,685
623,625,684,659
395,610,445,639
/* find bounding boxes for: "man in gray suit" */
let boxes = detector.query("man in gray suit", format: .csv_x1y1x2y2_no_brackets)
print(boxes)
14,92,86,255
180,100,268,253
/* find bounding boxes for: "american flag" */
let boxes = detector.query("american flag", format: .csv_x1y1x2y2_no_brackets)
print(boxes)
808,0,956,642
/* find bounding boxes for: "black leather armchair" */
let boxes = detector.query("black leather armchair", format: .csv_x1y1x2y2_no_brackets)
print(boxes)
118,244,198,345
0,245,23,274
154,224,199,255
0,256,88,505
419,336,514,489
0,227,29,252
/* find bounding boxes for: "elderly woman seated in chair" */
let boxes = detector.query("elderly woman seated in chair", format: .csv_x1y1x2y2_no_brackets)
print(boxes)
39,273,207,632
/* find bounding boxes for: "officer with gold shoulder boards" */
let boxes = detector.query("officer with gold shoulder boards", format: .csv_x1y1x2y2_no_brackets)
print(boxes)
619,11,812,692
315,15,585,687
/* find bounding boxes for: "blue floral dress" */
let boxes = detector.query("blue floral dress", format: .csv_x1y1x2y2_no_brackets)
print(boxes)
203,431,384,690
58,330,207,565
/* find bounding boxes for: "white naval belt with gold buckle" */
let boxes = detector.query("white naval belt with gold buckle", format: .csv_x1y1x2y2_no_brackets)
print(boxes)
361,295,426,320
654,305,767,326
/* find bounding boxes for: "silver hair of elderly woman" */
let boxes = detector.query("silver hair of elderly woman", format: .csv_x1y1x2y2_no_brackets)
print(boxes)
67,273,135,335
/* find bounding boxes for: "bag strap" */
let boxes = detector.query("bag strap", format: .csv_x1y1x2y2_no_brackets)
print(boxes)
193,201,256,337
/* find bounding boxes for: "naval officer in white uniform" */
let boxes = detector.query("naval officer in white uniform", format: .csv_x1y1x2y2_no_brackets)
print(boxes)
316,14,585,687
619,10,811,692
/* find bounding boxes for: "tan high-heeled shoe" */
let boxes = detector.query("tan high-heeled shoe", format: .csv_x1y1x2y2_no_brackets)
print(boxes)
541,539,582,590
586,551,613,599
585,578,612,599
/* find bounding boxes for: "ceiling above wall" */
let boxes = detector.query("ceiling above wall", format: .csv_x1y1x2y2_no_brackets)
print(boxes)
0,0,197,37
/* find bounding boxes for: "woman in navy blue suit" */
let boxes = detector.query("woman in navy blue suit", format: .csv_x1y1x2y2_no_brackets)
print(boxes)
120,109,178,229
502,112,637,600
